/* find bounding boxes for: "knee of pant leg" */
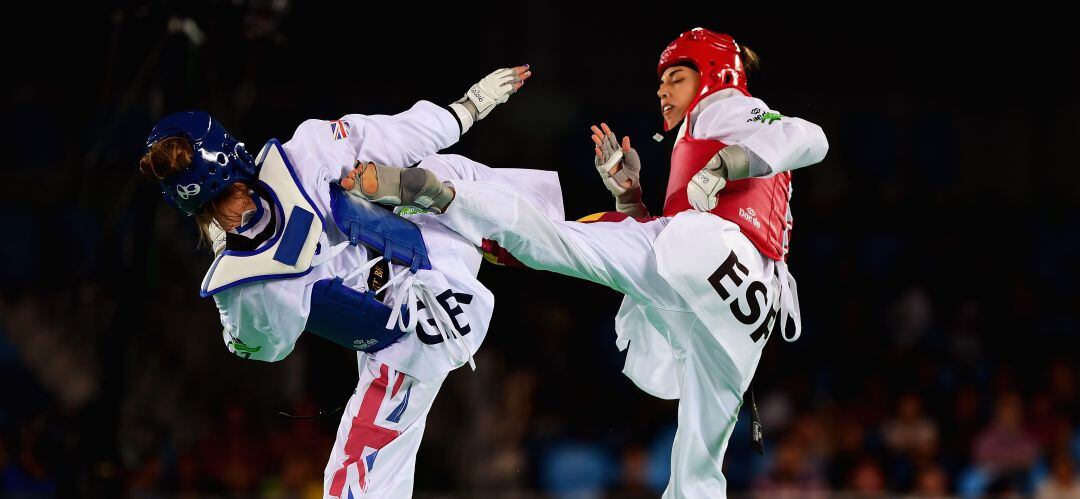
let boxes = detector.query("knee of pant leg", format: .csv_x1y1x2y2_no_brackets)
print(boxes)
417,154,451,178
433,153,486,181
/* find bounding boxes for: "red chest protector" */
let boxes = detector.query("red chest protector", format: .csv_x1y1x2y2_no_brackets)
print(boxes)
663,120,792,261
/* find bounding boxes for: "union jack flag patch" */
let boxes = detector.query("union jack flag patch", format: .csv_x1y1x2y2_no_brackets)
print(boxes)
330,119,351,140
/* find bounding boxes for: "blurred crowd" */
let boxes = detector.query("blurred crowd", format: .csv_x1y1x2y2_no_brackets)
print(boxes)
2,2,1078,498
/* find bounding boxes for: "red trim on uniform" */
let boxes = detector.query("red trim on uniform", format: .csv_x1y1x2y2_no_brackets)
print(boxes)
480,238,526,268
328,364,402,498
329,464,347,497
391,372,406,398
577,211,659,224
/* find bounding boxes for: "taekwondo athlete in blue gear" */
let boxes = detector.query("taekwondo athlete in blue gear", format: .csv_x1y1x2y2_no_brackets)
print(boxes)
148,111,419,353
142,65,570,498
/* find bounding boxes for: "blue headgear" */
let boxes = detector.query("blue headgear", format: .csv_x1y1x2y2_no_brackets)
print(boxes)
145,111,259,216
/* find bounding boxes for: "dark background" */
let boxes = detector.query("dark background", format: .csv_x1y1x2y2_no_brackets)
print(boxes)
2,2,1078,497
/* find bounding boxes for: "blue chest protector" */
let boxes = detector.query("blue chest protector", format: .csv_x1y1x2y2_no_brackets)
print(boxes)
201,139,431,354
304,182,432,353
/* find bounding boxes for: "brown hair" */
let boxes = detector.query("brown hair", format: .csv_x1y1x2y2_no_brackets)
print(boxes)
138,137,239,249
139,136,193,181
741,44,761,73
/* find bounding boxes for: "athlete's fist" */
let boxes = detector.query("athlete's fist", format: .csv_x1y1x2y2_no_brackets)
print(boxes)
687,167,727,212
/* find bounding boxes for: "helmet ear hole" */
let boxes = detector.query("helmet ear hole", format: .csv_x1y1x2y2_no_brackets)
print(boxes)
217,153,227,165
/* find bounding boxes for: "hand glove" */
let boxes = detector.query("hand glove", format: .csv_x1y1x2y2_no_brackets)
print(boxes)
449,66,529,134
687,154,728,212
592,124,646,216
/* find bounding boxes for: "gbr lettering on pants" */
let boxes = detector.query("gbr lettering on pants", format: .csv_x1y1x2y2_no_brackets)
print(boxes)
414,289,474,345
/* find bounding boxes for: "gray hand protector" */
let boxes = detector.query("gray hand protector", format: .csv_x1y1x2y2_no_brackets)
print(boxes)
594,132,643,208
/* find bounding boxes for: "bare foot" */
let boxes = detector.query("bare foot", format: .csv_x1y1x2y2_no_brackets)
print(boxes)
340,167,358,190
340,161,381,194
361,163,379,194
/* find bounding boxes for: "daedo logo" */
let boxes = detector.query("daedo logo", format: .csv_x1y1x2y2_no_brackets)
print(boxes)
739,206,762,229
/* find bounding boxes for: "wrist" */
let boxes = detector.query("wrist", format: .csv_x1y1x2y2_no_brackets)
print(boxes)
615,183,642,204
716,145,751,180
448,99,477,135
616,200,648,218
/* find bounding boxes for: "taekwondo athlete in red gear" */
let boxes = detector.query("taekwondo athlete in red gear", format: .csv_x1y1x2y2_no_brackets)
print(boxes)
349,28,828,497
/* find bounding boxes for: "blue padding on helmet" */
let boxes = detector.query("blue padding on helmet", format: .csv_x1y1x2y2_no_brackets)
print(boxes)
146,111,258,216
273,206,313,266
306,277,407,353
328,183,432,272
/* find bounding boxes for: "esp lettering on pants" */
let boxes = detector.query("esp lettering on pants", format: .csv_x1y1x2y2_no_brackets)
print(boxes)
707,251,782,343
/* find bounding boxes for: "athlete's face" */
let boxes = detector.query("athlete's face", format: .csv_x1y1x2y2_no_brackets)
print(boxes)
212,182,256,231
658,65,702,130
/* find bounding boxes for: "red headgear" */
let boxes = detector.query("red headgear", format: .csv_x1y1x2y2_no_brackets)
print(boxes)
658,28,749,128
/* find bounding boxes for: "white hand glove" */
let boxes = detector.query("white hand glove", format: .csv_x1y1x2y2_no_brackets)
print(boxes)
468,67,520,119
687,155,728,212
449,66,529,134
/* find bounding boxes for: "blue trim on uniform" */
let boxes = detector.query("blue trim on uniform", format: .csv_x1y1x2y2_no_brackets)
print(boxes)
386,385,410,423
216,181,286,259
198,188,286,297
199,140,324,297
200,267,314,298
273,206,314,265
268,138,325,225
235,192,265,234
197,185,291,297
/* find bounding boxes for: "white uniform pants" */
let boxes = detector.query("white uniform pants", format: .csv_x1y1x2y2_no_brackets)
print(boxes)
323,354,446,498
432,155,782,498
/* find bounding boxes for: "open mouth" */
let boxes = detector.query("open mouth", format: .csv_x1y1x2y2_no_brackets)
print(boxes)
662,104,675,115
